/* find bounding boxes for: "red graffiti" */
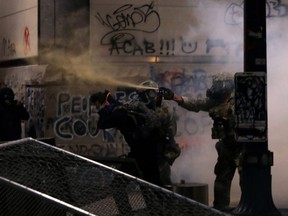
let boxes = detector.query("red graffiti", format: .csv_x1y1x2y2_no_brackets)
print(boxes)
24,26,31,55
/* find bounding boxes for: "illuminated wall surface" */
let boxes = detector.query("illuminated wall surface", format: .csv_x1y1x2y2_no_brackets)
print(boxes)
89,0,244,60
1,0,288,207
0,0,38,61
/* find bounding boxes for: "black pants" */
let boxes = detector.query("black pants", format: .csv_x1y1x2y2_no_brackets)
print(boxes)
213,140,242,210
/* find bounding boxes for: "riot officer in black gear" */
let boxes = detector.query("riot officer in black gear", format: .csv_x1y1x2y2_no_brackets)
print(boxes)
0,87,30,142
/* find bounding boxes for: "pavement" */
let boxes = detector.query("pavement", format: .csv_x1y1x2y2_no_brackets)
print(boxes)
227,208,288,216
215,205,287,215
227,201,287,216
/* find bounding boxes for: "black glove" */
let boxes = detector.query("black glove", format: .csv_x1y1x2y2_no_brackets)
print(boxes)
159,87,174,100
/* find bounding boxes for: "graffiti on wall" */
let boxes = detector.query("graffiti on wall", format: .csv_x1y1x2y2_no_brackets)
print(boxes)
95,2,160,43
94,2,162,55
24,26,31,55
150,66,212,99
92,0,288,57
92,1,243,56
41,90,130,157
51,90,145,140
224,0,288,26
23,0,288,156
1,37,17,58
39,66,218,156
26,87,45,138
62,129,129,157
52,92,98,140
149,66,216,145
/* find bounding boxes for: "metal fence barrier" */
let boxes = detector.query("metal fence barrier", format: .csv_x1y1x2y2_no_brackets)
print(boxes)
0,138,229,216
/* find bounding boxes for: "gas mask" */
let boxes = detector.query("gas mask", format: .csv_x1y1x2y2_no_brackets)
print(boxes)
137,80,159,109
138,89,158,108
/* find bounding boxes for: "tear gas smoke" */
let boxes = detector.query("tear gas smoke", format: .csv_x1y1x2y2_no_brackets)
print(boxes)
30,1,288,208
40,49,158,91
171,1,288,208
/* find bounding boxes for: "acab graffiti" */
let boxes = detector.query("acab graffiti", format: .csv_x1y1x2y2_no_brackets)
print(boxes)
94,1,243,56
94,0,288,57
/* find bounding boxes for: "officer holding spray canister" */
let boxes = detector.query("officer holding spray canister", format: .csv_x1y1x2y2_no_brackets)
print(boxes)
159,75,243,212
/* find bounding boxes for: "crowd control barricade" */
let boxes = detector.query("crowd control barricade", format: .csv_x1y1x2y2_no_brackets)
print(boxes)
0,138,229,216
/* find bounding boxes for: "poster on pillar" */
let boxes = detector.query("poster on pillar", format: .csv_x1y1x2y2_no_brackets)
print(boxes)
234,72,267,142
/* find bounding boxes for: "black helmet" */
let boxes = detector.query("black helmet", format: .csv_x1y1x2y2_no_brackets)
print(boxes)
206,78,234,101
0,87,15,101
138,80,159,90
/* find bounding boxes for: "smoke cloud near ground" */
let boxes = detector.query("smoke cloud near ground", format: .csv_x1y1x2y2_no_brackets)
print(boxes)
32,1,288,208
267,18,288,208
171,1,288,208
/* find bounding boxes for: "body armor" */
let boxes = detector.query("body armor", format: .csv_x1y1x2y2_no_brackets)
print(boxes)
209,99,235,140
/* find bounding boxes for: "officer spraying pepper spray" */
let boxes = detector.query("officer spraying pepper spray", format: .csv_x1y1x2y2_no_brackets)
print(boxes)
159,75,243,212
